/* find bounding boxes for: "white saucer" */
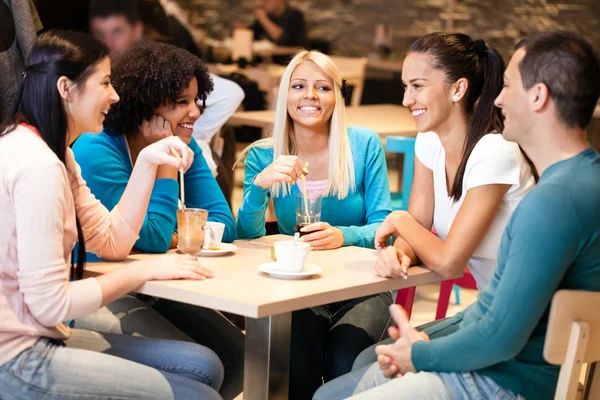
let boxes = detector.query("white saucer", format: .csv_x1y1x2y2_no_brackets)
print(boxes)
258,262,322,280
197,243,237,257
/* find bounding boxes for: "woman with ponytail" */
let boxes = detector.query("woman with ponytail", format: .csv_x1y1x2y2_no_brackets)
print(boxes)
314,32,535,400
0,31,223,399
373,32,536,289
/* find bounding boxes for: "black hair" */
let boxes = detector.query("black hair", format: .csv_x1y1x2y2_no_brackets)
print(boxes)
515,31,600,130
409,32,506,201
0,30,110,280
104,40,213,136
89,0,141,24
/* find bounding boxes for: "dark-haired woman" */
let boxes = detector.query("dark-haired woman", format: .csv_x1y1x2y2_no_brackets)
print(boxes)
72,39,243,400
313,31,535,400
0,31,223,399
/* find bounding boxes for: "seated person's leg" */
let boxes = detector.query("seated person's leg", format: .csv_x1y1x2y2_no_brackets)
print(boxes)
347,363,449,400
66,329,224,391
324,292,393,381
346,362,519,400
351,315,463,371
152,298,245,400
75,295,244,400
289,305,332,400
74,295,192,341
313,363,373,400
0,335,221,400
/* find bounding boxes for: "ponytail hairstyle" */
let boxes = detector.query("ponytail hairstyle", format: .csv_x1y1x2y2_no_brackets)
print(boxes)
0,30,110,280
409,32,508,200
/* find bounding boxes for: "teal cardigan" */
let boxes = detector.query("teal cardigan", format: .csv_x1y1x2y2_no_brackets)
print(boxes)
73,131,235,255
236,126,392,248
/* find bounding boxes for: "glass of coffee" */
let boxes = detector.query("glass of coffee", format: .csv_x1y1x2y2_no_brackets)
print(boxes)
177,208,210,258
295,194,322,236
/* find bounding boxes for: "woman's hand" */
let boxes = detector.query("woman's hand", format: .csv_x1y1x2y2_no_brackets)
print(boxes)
300,222,345,250
375,211,411,250
254,155,307,189
144,254,215,281
139,115,173,144
374,245,410,279
139,136,194,172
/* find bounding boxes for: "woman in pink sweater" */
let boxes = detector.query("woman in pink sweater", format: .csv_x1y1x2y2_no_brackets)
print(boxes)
0,31,223,399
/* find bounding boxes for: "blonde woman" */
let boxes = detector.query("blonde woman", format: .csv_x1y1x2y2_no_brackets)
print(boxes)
236,51,393,399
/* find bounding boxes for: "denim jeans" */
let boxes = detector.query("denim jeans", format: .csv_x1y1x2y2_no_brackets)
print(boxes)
74,295,244,400
0,331,222,400
289,291,394,400
352,318,461,370
347,363,520,399
314,317,521,400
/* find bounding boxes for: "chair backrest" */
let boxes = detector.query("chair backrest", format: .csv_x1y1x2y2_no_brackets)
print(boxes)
544,290,600,400
329,56,368,106
386,136,416,208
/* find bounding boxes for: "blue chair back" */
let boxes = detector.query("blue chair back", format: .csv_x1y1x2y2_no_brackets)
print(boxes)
386,136,416,210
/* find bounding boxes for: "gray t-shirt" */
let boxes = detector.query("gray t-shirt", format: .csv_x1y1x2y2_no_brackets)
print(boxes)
0,0,42,122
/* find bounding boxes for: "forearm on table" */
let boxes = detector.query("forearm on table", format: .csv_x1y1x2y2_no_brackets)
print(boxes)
393,236,420,265
94,264,150,306
394,216,464,278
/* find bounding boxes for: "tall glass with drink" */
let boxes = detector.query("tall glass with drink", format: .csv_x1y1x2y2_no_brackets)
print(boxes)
177,208,213,257
295,194,322,236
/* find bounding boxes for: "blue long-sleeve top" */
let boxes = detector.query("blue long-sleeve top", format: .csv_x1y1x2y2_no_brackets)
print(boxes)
412,148,600,399
72,131,235,256
236,127,392,248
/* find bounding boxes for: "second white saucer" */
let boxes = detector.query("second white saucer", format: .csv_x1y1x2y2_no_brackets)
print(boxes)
258,262,323,280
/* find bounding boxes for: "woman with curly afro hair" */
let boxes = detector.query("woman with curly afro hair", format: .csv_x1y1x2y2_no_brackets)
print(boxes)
72,40,244,400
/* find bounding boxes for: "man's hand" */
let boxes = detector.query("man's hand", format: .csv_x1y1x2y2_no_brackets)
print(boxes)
375,305,429,378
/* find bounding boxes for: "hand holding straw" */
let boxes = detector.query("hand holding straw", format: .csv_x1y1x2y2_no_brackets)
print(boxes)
170,148,185,210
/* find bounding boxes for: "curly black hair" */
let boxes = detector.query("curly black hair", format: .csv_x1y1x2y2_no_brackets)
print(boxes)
104,40,213,135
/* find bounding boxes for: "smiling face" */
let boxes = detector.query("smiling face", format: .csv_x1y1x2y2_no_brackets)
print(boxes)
402,52,457,133
154,77,201,144
286,61,336,132
68,57,119,140
494,48,532,144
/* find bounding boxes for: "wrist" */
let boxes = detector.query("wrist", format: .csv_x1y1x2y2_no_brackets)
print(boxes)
156,164,178,180
253,173,268,189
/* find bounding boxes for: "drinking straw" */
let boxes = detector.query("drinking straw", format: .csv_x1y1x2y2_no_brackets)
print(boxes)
170,148,185,209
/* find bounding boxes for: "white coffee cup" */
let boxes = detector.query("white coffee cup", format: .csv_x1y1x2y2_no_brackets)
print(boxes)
203,221,225,249
273,241,310,272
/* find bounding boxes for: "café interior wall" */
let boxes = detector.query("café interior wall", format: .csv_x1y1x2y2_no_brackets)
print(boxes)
177,0,599,60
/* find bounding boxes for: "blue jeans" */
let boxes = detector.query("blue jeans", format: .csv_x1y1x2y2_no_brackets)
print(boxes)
289,292,394,400
348,363,520,399
0,330,223,400
74,295,244,400
314,317,521,400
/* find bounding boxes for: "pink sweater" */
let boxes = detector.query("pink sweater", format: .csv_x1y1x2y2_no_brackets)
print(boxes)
0,125,139,365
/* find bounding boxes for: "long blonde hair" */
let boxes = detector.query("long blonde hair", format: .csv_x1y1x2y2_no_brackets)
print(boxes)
241,50,355,199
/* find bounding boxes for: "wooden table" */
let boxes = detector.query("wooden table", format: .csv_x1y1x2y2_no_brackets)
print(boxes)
228,104,417,138
205,38,298,58
85,235,453,400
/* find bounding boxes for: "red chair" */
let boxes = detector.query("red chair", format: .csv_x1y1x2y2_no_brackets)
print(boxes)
435,266,477,320
395,266,478,320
